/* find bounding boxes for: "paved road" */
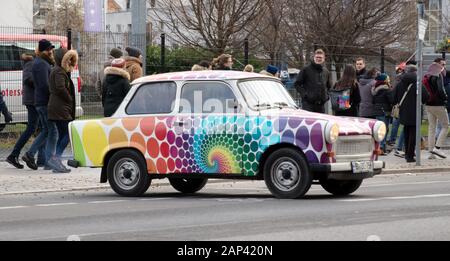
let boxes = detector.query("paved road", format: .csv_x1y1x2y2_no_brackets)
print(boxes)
0,173,450,241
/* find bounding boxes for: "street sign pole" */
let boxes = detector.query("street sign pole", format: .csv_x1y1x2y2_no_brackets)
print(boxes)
416,1,425,166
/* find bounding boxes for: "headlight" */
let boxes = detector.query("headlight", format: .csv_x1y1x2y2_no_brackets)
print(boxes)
373,121,387,142
325,123,340,144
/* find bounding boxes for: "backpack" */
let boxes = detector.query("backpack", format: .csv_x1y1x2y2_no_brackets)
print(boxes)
423,74,438,104
330,88,352,112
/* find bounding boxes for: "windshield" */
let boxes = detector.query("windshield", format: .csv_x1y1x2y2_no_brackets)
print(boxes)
238,80,298,110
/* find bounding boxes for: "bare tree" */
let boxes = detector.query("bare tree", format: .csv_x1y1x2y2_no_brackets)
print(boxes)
287,0,416,75
45,0,84,33
155,0,266,55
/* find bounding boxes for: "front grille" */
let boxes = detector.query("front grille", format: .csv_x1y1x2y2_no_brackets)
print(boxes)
335,135,373,156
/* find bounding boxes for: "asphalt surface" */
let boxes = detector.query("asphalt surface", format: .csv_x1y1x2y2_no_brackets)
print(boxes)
0,173,450,241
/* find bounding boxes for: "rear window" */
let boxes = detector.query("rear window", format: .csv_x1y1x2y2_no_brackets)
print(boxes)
126,82,177,115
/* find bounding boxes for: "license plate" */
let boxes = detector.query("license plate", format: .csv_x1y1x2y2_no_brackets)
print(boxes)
351,161,374,174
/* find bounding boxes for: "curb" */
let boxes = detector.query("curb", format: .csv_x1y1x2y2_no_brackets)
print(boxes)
382,167,450,175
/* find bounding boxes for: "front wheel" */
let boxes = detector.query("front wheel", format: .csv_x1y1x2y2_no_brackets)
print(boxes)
320,179,363,196
263,148,312,199
107,149,151,197
169,178,208,194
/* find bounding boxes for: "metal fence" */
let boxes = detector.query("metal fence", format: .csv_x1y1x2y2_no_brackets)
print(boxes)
0,26,407,159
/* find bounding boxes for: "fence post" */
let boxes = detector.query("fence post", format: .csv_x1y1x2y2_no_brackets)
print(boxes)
161,33,166,73
244,38,249,66
380,46,385,73
67,28,72,50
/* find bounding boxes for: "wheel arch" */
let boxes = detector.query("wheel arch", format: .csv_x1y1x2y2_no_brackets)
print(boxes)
101,147,147,183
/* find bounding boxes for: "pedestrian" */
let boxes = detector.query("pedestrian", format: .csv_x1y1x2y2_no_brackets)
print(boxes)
21,39,55,171
198,60,211,70
330,64,361,117
102,58,131,117
124,46,143,82
96,47,123,98
423,62,449,159
434,58,450,138
264,65,279,77
372,73,393,154
355,57,367,81
45,48,78,173
394,63,427,163
295,49,332,113
212,54,233,70
6,53,46,169
191,64,208,71
358,68,379,118
243,64,254,73
0,75,13,123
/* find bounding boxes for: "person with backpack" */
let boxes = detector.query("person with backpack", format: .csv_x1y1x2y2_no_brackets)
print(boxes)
330,64,360,117
423,63,449,159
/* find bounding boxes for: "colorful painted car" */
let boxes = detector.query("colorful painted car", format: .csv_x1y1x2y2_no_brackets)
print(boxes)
68,71,386,199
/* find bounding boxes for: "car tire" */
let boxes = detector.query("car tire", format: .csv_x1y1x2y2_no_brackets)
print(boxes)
107,149,151,197
263,148,312,199
320,179,363,196
169,178,208,194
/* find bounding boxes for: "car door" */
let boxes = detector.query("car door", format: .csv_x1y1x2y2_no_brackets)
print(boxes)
177,81,245,175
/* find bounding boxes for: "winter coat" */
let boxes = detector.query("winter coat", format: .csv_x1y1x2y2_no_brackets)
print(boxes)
332,82,361,117
358,77,376,118
423,74,448,107
102,67,131,117
295,61,332,105
22,56,35,106
371,84,394,117
48,49,78,121
356,68,367,81
32,54,53,107
124,56,143,82
394,71,428,126
96,56,115,97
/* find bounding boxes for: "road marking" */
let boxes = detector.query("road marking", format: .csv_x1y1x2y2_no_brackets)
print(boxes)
88,200,129,204
0,206,27,210
138,198,172,201
35,203,78,207
340,194,450,202
361,180,450,188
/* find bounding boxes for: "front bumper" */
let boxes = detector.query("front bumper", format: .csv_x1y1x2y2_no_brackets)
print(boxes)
310,161,385,180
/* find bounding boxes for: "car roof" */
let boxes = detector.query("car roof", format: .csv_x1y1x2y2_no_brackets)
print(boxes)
0,34,67,44
132,70,275,85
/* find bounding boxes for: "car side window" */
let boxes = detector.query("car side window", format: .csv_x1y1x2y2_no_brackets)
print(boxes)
126,82,177,115
180,82,237,114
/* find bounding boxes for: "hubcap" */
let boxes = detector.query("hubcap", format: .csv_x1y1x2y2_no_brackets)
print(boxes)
271,158,301,192
114,158,140,191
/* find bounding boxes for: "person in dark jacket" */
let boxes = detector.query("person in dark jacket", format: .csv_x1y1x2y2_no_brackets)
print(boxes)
355,57,367,81
103,58,131,117
212,54,233,70
331,64,361,117
6,53,44,169
358,68,379,118
96,48,123,98
372,73,393,153
394,64,428,163
295,49,332,113
423,63,449,159
22,39,55,171
46,48,78,173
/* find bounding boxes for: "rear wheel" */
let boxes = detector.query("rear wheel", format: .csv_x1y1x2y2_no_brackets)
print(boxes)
169,178,208,194
321,179,363,196
107,149,151,197
263,148,312,199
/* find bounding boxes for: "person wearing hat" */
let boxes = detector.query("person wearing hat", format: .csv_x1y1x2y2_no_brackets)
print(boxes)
21,39,55,171
45,48,79,173
96,47,123,98
371,73,393,154
423,62,449,159
266,65,279,77
124,47,143,82
102,58,131,117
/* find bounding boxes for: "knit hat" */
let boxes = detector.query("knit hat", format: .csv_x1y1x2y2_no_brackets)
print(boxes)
111,58,126,68
126,47,142,58
375,73,389,82
110,48,123,59
38,39,55,52
427,63,444,76
266,65,279,75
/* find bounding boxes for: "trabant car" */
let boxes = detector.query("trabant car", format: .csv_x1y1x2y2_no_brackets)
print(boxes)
68,71,386,199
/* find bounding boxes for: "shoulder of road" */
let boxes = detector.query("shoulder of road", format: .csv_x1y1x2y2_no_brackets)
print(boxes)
1,150,450,195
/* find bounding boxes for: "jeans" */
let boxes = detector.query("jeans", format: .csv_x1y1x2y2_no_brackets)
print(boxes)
27,106,48,157
46,120,59,161
397,128,405,151
376,115,390,150
56,120,70,158
11,106,38,157
389,117,401,144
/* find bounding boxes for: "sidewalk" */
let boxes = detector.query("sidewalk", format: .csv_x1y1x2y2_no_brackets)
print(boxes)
1,151,450,195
